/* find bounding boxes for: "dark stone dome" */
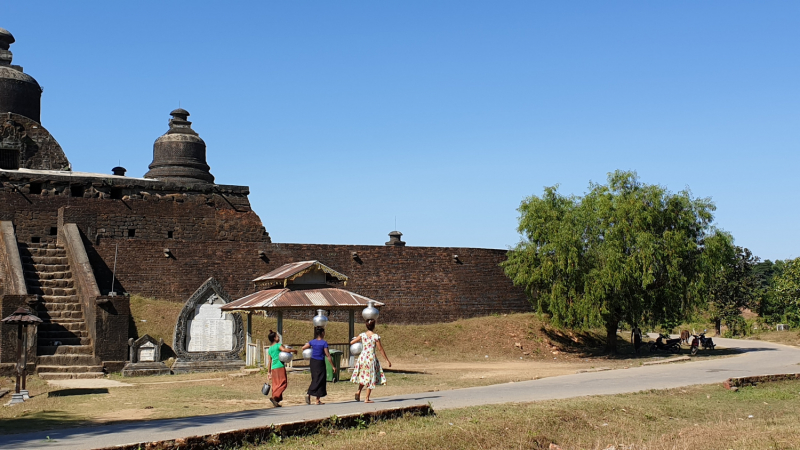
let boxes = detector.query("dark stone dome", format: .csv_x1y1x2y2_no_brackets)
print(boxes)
0,27,42,123
144,109,215,184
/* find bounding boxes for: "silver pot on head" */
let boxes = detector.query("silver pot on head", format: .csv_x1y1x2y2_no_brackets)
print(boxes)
312,309,329,328
362,300,379,321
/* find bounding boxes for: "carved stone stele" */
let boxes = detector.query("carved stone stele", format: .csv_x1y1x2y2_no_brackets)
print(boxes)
171,277,245,373
122,334,170,377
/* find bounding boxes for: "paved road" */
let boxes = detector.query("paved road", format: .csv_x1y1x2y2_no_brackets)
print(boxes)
2,337,799,450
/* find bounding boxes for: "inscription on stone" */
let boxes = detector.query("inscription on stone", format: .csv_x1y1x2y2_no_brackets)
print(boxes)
187,295,234,352
138,342,156,362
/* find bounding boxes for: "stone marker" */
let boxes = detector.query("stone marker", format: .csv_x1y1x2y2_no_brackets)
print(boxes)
172,278,245,373
122,334,170,377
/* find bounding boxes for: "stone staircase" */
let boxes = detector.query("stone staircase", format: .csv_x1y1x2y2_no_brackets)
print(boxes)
19,242,104,380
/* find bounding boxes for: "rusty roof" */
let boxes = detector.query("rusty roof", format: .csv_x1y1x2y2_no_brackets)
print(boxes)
253,261,348,286
221,285,383,312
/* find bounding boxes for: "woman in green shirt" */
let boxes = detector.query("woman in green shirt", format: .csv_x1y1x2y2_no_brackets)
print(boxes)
266,330,296,407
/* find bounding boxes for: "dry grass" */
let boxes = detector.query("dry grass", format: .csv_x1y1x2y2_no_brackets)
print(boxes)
263,381,800,450
747,330,800,348
128,295,672,363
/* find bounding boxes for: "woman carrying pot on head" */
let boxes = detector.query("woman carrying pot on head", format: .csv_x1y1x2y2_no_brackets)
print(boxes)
266,330,296,407
302,326,336,405
350,318,391,403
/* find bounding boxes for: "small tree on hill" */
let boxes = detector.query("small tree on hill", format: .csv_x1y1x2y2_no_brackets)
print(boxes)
705,244,760,336
753,259,787,323
772,257,800,326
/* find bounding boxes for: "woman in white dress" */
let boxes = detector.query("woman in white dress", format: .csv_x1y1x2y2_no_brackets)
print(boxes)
350,319,392,403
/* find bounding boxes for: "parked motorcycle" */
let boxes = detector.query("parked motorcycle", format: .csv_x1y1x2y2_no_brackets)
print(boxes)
649,333,682,354
690,332,715,355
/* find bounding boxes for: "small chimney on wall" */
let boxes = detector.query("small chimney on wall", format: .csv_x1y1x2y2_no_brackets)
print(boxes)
385,231,406,246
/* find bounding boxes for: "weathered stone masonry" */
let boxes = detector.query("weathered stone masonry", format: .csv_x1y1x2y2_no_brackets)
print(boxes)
0,174,530,324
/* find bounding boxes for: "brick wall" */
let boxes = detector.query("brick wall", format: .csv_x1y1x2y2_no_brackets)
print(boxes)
88,240,531,323
0,173,531,324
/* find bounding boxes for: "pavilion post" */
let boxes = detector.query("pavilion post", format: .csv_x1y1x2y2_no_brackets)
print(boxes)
349,309,356,367
349,310,355,340
246,312,252,365
277,310,283,339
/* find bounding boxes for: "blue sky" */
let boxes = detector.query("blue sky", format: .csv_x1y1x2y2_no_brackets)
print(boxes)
4,2,799,260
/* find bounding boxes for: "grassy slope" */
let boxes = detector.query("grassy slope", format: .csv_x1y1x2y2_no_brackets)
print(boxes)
129,295,628,362
267,381,800,450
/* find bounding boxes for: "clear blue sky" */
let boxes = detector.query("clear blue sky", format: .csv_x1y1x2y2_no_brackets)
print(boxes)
4,2,799,260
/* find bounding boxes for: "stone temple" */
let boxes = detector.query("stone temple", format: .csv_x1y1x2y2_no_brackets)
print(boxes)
0,27,529,378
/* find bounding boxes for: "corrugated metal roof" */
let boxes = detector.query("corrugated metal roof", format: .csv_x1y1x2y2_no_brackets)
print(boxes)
254,261,317,282
221,286,383,312
253,260,349,286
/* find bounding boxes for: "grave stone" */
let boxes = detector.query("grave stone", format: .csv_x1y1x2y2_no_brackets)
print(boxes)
171,278,245,373
122,334,170,377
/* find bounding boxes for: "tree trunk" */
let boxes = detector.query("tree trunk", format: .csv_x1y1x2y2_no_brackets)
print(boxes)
605,320,619,355
714,318,722,337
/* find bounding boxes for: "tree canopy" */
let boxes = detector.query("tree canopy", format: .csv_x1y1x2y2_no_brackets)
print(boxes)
503,170,717,353
771,257,800,326
704,242,761,336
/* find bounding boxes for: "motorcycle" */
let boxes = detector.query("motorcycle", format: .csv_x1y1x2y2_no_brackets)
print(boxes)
649,333,682,354
689,332,715,355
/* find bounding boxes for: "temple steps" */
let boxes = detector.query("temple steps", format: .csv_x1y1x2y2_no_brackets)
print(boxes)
38,345,94,356
19,242,101,379
37,354,100,366
38,372,105,380
39,322,85,332
38,337,91,346
39,330,89,339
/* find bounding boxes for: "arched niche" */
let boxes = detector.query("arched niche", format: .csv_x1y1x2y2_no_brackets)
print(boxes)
172,277,244,362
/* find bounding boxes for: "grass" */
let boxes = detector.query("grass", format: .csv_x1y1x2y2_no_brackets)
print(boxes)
747,330,800,348
256,380,800,450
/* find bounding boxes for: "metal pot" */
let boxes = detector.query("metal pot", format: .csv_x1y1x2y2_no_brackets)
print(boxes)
312,309,329,328
350,341,363,356
302,348,313,360
279,347,294,363
362,300,379,321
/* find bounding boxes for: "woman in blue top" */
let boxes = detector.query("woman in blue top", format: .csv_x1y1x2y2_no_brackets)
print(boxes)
301,327,336,405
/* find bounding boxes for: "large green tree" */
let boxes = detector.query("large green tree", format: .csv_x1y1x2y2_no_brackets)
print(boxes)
503,171,716,353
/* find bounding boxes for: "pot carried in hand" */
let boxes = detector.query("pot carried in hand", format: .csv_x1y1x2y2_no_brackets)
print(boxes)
302,348,313,360
279,347,294,363
350,341,363,356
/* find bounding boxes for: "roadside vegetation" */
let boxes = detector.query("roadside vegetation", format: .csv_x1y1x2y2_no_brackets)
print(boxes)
260,380,800,450
504,170,800,354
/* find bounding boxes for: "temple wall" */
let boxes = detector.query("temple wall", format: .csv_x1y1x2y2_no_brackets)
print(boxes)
0,177,530,324
89,240,531,324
